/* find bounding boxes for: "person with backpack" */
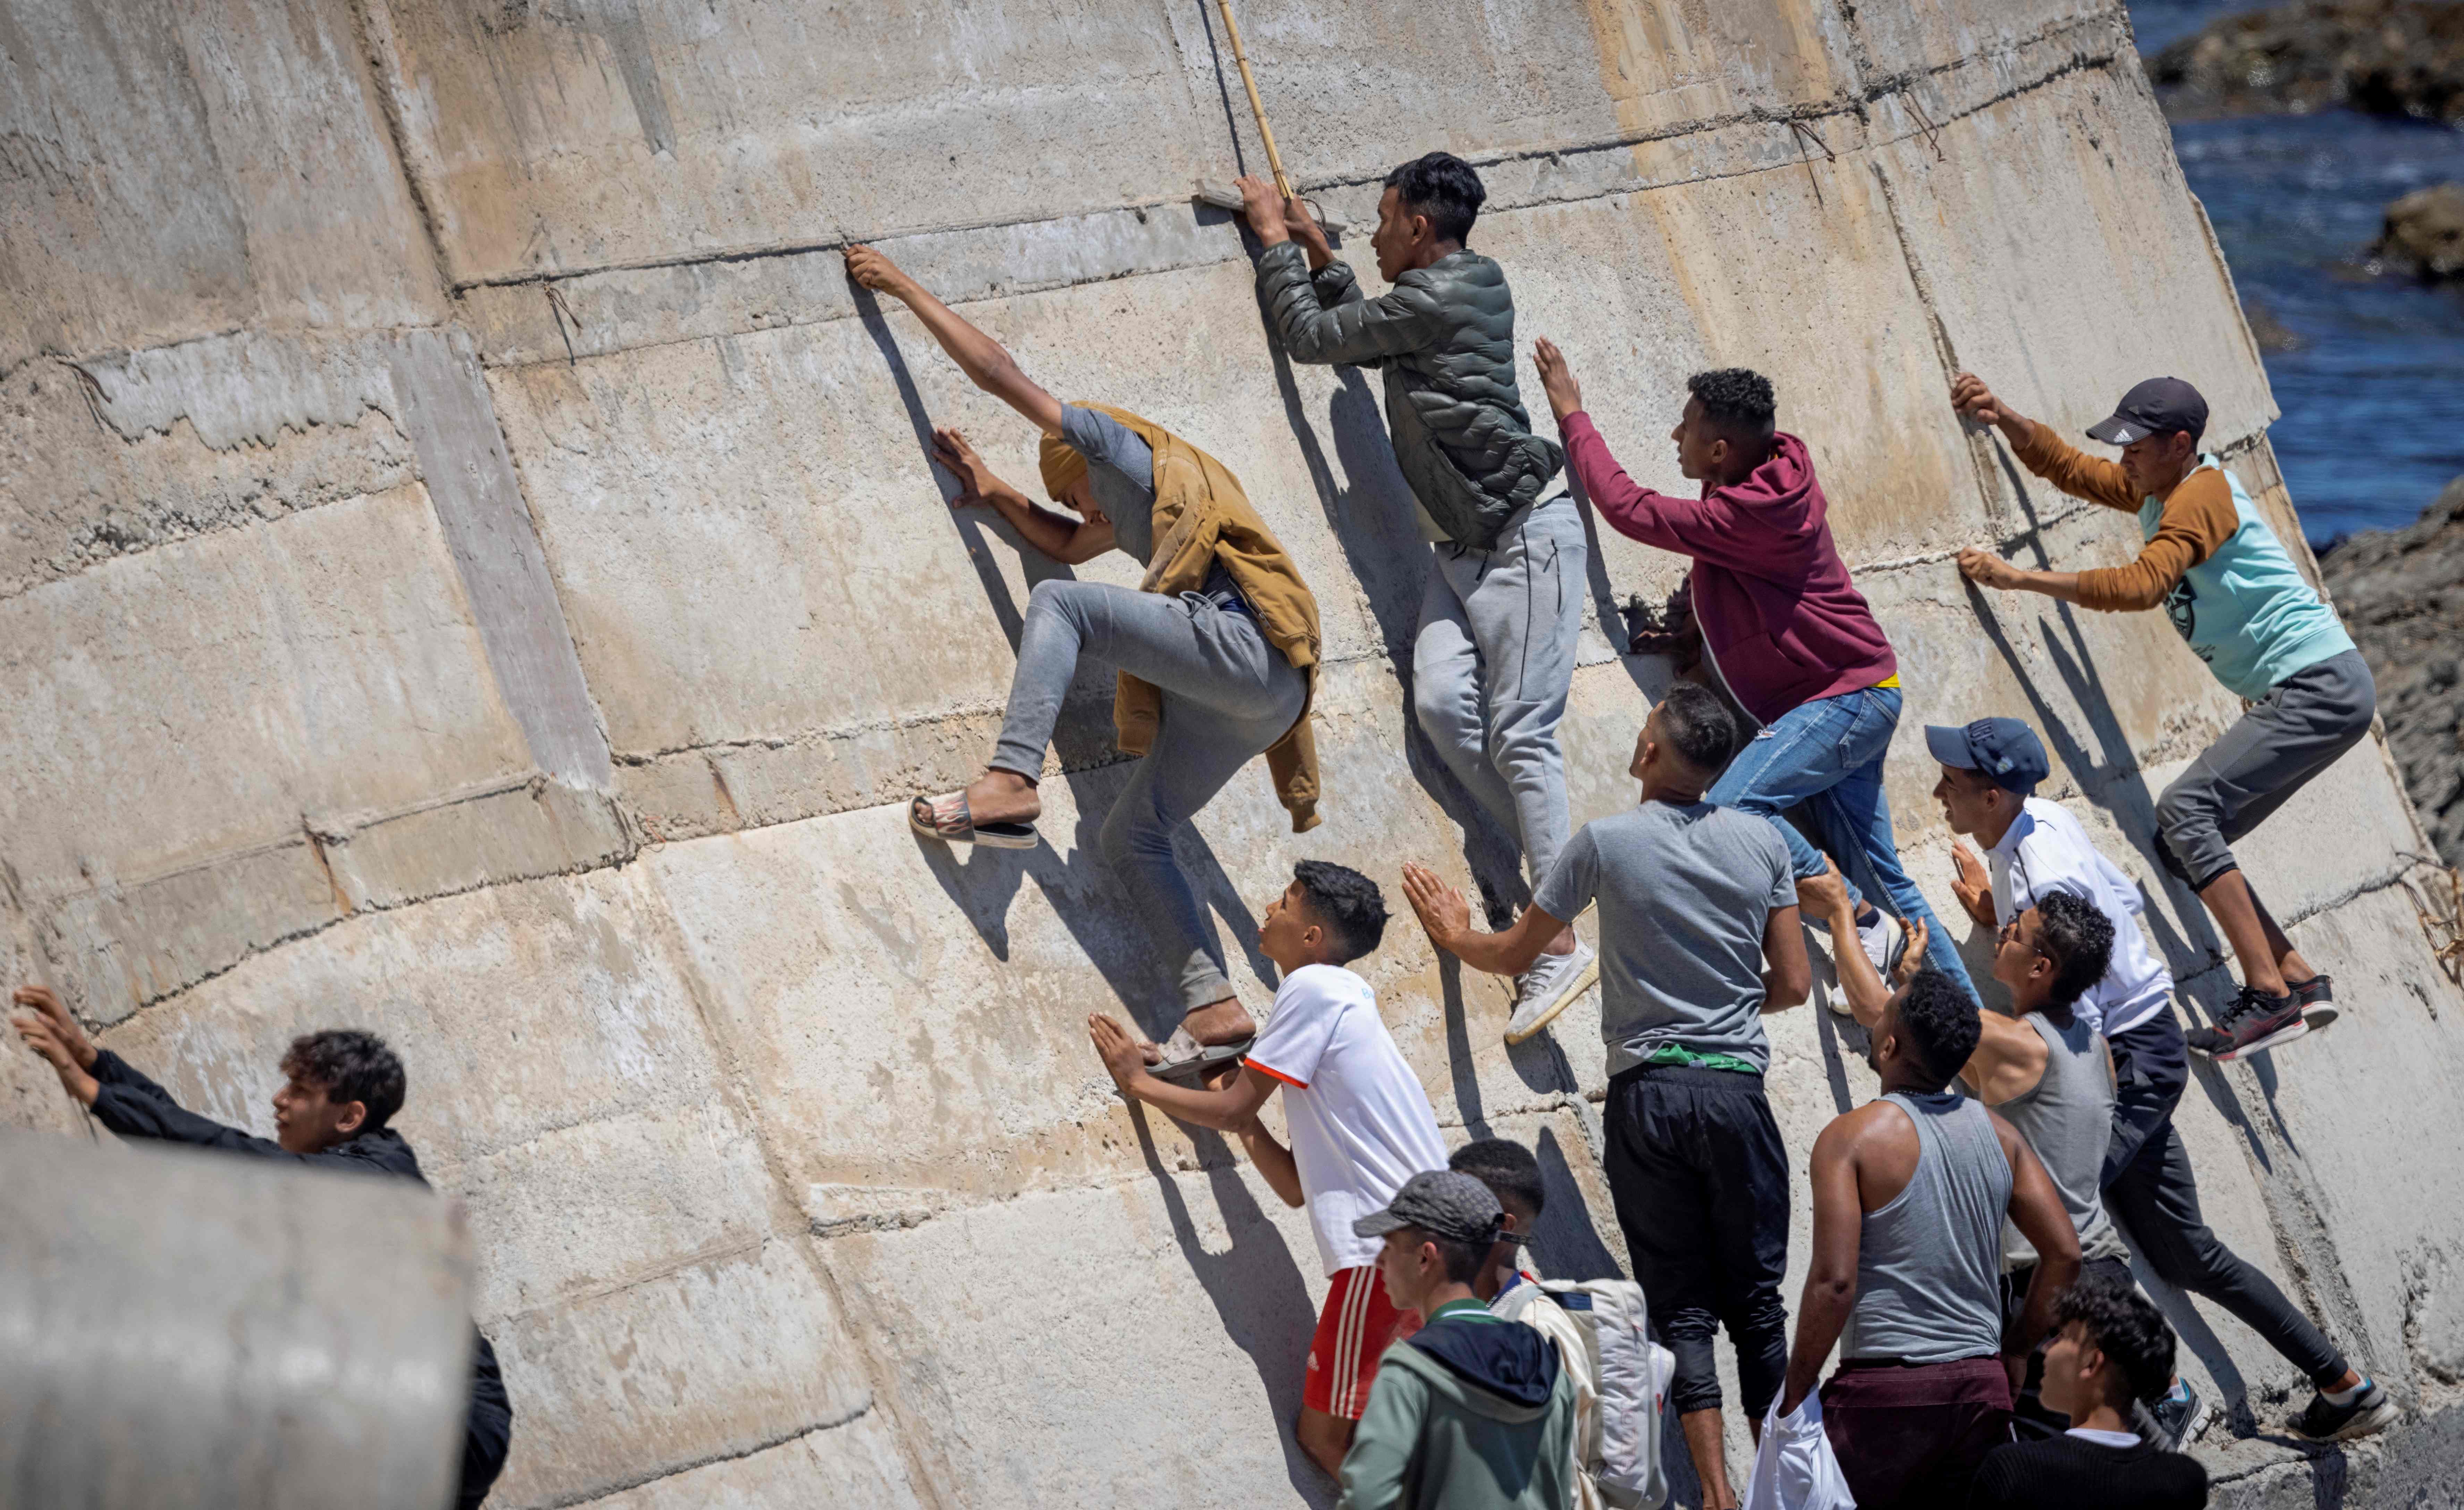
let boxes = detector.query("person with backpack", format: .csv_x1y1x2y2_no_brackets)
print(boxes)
1338,1171,1582,1510
1404,684,1812,1510
10,986,512,1508
1087,861,1446,1478
1241,153,1597,1044
1452,1138,1671,1510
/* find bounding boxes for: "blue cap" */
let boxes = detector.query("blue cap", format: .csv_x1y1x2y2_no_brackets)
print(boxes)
1925,718,2049,795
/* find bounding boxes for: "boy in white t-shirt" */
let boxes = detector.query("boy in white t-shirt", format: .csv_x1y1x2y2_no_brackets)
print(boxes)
1089,860,1448,1479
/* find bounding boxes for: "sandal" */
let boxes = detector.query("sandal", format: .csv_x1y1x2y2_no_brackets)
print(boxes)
909,791,1038,850
1146,1023,1256,1087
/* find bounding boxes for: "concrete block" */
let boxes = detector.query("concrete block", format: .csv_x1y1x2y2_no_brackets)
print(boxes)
824,1159,1330,1510
565,1410,925,1510
0,356,415,601
0,0,442,369
1868,61,2277,486
487,1236,872,1510
0,486,545,1013
102,870,727,1174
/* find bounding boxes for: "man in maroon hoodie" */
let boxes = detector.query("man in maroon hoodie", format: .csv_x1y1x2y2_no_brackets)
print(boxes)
1532,340,1974,998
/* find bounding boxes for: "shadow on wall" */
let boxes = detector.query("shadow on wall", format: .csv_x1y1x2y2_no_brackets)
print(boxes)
1129,1106,1334,1508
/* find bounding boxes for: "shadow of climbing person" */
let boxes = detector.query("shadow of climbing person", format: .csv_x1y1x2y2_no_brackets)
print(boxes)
1527,1125,1624,1285
1125,1103,1334,1507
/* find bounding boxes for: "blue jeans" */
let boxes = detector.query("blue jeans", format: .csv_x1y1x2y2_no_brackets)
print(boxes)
1705,686,1975,999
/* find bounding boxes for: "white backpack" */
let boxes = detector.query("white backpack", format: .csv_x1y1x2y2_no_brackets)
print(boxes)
1493,1278,1676,1510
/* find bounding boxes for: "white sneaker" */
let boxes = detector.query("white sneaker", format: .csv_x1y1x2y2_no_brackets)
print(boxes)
1506,942,1598,1045
1857,908,1902,976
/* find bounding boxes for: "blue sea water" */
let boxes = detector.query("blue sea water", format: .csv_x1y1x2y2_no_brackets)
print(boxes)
2127,0,2464,543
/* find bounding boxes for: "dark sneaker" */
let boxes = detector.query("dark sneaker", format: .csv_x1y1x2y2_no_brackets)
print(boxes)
2290,1378,2396,1442
2291,973,2338,1033
2186,986,2309,1062
2147,1378,2214,1449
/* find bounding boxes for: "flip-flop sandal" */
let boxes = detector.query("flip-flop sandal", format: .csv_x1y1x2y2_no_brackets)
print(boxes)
1146,1023,1256,1087
909,791,1038,850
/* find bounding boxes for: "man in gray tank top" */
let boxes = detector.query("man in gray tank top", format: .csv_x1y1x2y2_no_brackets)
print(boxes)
1776,969,2080,1509
1808,870,2138,1435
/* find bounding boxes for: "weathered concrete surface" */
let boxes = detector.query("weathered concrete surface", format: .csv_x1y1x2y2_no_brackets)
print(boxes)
6,1,2464,1505
0,1127,472,1509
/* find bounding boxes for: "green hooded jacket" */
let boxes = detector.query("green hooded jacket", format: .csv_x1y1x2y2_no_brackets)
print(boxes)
1338,1306,1579,1510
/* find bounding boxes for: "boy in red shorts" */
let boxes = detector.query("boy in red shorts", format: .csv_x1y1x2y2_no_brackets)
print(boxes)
1090,860,1448,1475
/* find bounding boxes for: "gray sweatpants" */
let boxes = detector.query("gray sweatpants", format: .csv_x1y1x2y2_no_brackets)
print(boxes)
2155,648,2377,890
992,577,1307,1013
1411,492,1587,891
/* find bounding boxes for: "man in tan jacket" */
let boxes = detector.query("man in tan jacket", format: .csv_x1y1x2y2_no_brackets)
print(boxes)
848,246,1322,1081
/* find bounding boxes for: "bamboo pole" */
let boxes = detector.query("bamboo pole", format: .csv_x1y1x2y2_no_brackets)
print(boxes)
1215,0,1293,200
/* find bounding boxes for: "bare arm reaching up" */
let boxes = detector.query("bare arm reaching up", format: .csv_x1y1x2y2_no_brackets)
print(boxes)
846,245,1066,435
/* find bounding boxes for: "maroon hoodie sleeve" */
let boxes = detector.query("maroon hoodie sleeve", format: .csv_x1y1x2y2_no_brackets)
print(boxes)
1562,412,1753,565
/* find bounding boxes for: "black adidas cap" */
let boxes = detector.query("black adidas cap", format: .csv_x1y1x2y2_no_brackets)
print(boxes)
2085,377,2208,447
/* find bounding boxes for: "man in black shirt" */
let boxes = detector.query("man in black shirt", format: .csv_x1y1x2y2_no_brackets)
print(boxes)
11,984,512,1508
1968,1272,2206,1509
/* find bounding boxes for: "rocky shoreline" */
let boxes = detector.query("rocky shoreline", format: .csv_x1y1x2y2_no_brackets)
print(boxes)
2149,0,2464,124
2323,477,2464,866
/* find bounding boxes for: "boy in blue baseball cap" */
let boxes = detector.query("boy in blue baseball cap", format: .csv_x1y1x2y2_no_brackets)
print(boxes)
1917,718,2391,1445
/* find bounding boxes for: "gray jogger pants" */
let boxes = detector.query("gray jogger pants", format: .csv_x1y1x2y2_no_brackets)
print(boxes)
991,577,1306,1013
1411,492,1587,891
2155,648,2377,890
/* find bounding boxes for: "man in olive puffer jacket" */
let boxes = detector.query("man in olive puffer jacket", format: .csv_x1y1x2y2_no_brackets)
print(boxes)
1242,155,1596,1046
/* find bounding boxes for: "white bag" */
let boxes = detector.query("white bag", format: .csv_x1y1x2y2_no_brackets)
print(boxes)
1742,1392,1856,1510
1494,1278,1675,1509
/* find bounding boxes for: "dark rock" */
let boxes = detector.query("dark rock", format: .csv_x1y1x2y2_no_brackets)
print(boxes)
2374,181,2464,278
2149,1,2464,124
2243,297,2309,349
2322,474,2464,865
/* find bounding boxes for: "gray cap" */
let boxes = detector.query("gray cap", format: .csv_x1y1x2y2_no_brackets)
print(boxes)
1351,1170,1511,1246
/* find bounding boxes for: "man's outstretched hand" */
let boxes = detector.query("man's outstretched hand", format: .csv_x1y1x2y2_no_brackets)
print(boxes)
1949,371,2009,429
1949,841,1994,926
843,245,917,301
1956,546,2028,592
1532,338,1584,424
1399,863,1471,953
11,984,100,1106
929,427,998,508
1086,1013,1155,1092
1233,175,1326,257
1892,914,1931,988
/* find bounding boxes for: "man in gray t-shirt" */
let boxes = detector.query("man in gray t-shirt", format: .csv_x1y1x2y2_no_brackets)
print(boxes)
1402,684,1811,1507
1535,799,1797,1075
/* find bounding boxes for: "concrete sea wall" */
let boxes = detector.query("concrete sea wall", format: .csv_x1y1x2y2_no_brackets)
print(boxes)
4,1,2461,1504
